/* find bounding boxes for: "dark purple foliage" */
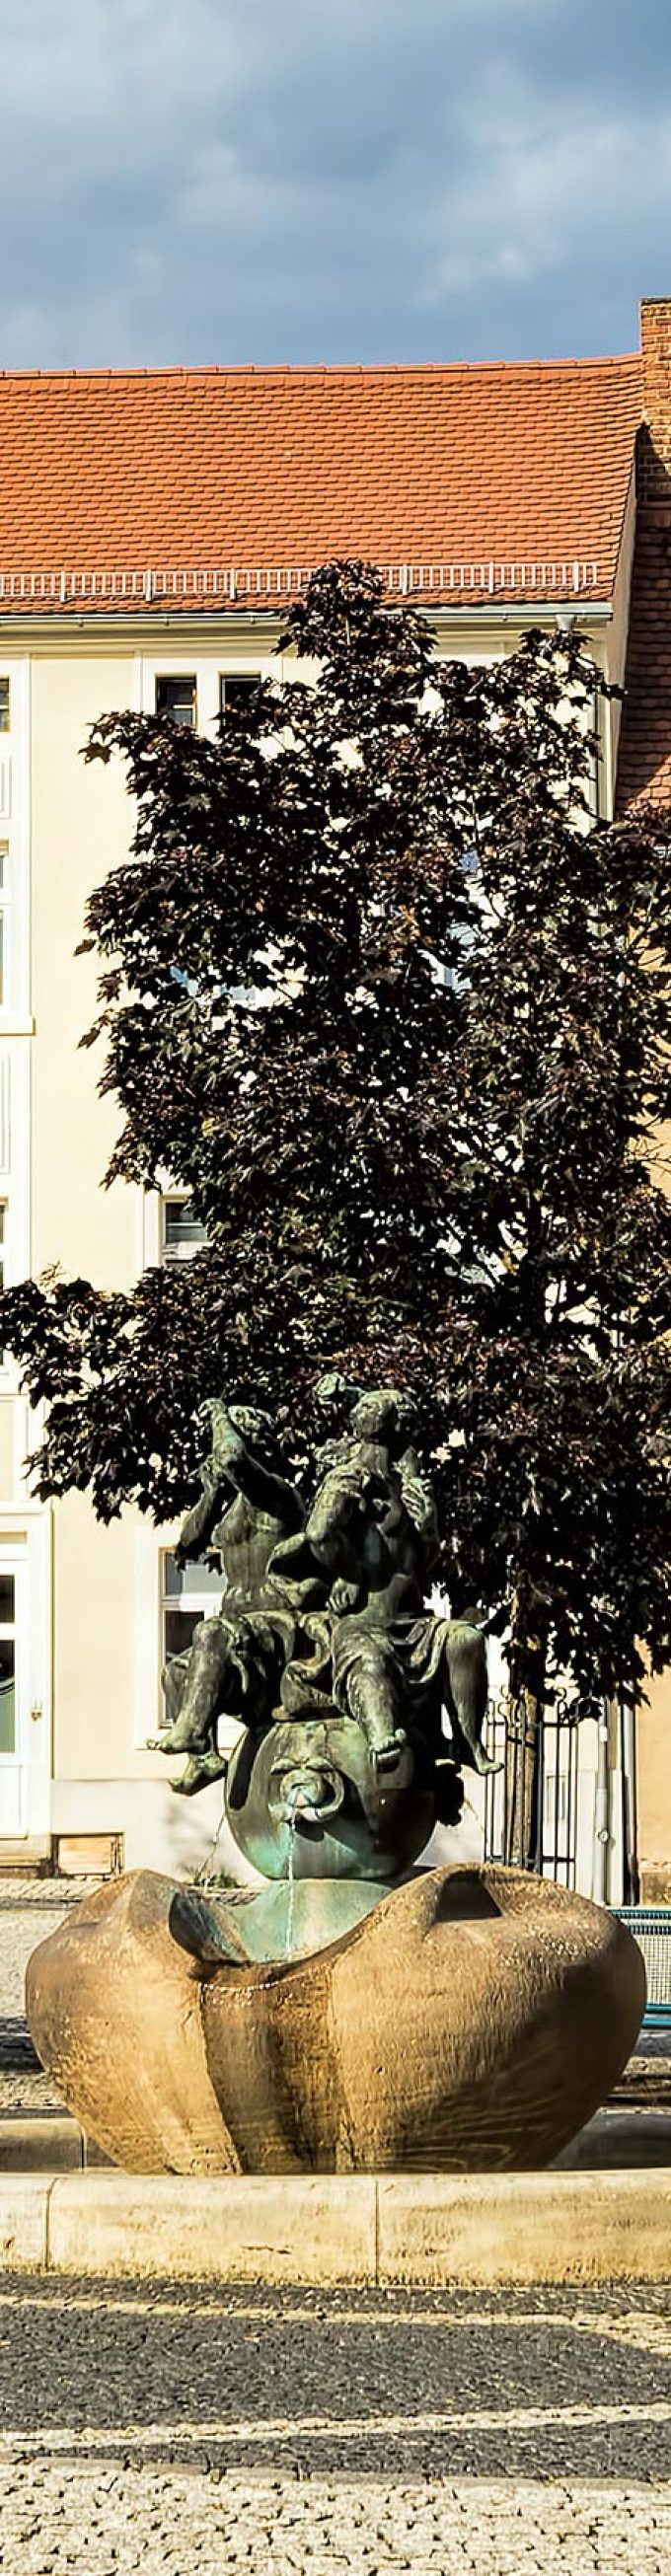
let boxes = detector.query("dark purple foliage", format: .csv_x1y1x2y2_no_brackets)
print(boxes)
3,560,670,1708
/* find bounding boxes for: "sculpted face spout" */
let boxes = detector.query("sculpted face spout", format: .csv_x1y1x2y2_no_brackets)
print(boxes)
267,1761,345,1828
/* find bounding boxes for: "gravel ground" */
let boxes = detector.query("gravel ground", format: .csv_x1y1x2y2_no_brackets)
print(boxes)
0,1879,104,2016
1,1887,671,2566
0,1879,104,2107
0,2278,670,2572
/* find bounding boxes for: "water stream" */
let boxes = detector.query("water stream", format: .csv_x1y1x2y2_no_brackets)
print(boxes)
194,1793,228,1891
284,1795,302,1961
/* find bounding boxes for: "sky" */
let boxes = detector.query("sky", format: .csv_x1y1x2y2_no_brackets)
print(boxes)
2,0,671,370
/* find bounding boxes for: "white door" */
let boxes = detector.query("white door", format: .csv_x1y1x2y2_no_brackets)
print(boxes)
0,1549,30,1836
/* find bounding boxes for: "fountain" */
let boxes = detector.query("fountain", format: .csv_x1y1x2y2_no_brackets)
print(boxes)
26,1382,644,2174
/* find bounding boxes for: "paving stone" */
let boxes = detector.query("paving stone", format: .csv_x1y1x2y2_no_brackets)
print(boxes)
0,1877,105,2112
0,2278,670,2570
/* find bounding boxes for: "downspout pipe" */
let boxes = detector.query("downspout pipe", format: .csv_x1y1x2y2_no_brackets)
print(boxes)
594,1704,611,1903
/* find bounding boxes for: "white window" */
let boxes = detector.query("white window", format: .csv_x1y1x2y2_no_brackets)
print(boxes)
0,1521,51,1841
0,1566,18,1758
0,1543,30,1834
219,674,257,719
0,660,32,1028
0,1048,31,1342
0,1192,18,1313
0,845,10,1010
143,656,271,745
161,1195,207,1262
156,674,196,729
158,1549,221,1726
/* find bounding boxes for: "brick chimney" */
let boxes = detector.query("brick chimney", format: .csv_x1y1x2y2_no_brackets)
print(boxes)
617,298,671,811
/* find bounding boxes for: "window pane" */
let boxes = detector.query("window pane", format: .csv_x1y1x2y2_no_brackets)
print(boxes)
0,1639,15,1752
219,675,257,716
156,675,196,729
162,1198,207,1260
164,1552,220,1601
161,1554,222,1727
0,1574,15,1623
0,682,9,733
165,1606,204,1659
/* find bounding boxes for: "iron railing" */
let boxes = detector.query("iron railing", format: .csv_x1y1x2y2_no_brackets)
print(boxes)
483,1692,582,1885
614,1908,671,2028
0,558,603,610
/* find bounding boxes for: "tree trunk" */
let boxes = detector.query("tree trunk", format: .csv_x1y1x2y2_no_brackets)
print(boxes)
503,1588,550,1871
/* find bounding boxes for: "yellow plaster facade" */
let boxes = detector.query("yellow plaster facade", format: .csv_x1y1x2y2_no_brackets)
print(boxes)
0,596,667,1899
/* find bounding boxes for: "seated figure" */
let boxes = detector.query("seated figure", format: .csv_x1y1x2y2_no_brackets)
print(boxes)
272,1383,496,1778
157,1400,304,1794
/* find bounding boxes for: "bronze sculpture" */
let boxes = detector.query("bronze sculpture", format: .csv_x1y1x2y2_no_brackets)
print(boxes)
155,1382,496,1880
28,1385,646,2172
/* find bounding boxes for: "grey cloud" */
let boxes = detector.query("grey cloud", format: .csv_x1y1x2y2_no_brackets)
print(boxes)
0,0,670,365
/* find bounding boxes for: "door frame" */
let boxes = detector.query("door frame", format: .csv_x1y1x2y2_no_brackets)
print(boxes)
0,1505,51,1847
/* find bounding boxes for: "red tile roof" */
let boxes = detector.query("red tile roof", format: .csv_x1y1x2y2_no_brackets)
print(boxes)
0,356,643,614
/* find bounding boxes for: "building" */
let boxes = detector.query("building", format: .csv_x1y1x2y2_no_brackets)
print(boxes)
0,301,668,1896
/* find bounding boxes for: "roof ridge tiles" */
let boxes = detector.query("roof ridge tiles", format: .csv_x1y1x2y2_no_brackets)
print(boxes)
0,353,641,389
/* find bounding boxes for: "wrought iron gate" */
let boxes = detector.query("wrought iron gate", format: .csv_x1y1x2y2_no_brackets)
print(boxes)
483,1694,581,1885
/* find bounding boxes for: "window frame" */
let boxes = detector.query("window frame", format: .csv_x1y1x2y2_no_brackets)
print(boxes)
0,842,11,1012
0,1043,31,1390
219,672,258,720
0,658,32,1033
0,1561,18,1756
158,1545,222,1723
161,1193,208,1264
155,673,197,730
139,654,274,750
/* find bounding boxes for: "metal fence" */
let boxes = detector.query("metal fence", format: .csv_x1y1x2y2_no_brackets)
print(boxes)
0,557,604,611
483,1704,671,2027
614,1908,671,2028
483,1693,582,1885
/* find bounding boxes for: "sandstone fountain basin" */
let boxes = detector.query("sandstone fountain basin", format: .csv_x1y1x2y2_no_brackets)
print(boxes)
26,1862,645,2177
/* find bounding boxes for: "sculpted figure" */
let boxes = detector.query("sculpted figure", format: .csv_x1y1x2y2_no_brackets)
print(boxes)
295,1387,434,1766
157,1401,304,1794
272,1383,495,1782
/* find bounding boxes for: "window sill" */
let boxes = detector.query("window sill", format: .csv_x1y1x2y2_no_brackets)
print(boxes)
0,1015,35,1037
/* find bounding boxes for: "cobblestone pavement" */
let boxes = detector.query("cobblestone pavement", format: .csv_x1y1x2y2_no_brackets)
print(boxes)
0,1878,103,2016
0,2278,670,2572
0,1879,103,2106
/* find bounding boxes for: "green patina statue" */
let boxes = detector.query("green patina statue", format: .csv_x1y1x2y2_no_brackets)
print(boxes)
156,1381,496,1881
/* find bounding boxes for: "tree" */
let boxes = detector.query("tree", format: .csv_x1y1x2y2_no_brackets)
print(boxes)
3,560,671,1846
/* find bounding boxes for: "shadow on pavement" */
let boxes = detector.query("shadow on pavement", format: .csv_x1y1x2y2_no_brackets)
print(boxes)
1,2278,670,2482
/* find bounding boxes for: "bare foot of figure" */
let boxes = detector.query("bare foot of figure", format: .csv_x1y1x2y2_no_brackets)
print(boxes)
371,1730,407,1773
172,1750,230,1797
